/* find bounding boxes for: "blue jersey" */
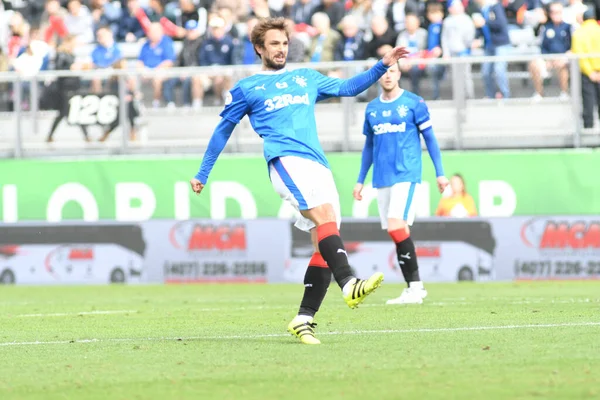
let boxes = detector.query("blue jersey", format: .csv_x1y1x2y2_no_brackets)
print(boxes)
357,89,444,188
195,61,389,184
221,69,350,168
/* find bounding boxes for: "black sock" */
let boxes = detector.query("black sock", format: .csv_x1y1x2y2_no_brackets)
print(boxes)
396,236,420,284
298,263,332,317
317,222,354,289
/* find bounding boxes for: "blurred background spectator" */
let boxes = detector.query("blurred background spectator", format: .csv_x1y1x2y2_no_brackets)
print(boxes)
571,7,600,129
528,1,571,100
436,173,478,217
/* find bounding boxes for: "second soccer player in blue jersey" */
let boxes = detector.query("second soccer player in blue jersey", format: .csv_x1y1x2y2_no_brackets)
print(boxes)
353,62,449,305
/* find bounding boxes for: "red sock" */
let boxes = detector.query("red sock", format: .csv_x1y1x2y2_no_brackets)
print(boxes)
309,252,328,268
316,221,338,241
389,229,410,244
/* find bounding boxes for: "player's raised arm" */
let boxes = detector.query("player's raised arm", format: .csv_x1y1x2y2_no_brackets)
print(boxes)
190,86,250,194
354,113,375,201
415,98,449,193
314,46,410,101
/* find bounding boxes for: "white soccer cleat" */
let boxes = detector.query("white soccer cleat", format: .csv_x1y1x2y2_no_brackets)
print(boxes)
386,288,424,305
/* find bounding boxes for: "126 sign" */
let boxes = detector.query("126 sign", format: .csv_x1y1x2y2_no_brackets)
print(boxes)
67,94,119,126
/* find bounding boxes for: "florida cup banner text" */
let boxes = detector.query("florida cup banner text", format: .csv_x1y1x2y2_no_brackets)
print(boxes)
0,216,598,285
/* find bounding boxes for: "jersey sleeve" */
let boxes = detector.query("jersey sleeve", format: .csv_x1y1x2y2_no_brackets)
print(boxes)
414,98,433,133
219,84,250,124
415,98,444,178
309,69,343,102
357,110,374,184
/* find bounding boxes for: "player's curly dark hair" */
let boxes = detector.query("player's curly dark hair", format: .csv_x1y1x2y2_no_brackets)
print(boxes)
250,17,290,58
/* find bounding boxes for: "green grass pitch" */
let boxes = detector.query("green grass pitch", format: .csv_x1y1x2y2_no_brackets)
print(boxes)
0,282,598,399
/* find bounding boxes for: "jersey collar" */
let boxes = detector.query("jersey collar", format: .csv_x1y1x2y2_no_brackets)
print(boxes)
256,68,288,75
379,89,405,103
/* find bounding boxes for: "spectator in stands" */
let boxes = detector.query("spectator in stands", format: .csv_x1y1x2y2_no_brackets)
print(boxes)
137,22,177,108
442,0,476,99
136,0,186,39
118,0,146,42
563,0,588,29
472,0,512,99
249,0,284,18
178,19,204,109
435,173,478,217
198,16,234,106
424,2,445,100
46,35,89,143
218,6,241,41
40,0,68,47
345,0,375,36
311,0,346,28
1,0,45,27
6,11,29,60
212,0,248,22
571,8,600,129
306,12,341,62
90,26,123,93
529,2,571,100
386,0,419,33
10,31,50,110
396,13,427,95
233,16,261,65
290,0,315,25
178,0,208,37
503,0,528,30
278,0,297,20
284,18,307,63
364,15,397,59
65,0,95,44
334,14,365,61
90,0,122,38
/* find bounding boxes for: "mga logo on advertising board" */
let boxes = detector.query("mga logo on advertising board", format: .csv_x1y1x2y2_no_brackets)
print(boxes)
169,221,247,253
521,219,600,250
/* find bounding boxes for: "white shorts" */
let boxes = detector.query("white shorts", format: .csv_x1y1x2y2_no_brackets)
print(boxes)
377,182,420,230
269,156,341,232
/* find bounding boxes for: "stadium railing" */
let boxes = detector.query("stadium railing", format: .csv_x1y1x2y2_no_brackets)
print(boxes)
0,52,599,158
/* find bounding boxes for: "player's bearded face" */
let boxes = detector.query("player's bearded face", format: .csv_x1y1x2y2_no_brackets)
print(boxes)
260,29,289,70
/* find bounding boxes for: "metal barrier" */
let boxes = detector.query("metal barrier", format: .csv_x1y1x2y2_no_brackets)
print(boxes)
0,53,599,158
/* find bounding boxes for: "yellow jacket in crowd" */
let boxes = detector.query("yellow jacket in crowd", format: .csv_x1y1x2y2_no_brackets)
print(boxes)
571,19,600,78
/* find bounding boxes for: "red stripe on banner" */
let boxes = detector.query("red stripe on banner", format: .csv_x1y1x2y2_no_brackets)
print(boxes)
165,278,268,284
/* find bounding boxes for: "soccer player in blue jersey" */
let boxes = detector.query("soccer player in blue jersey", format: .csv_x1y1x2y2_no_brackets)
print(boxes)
189,17,409,344
353,62,449,305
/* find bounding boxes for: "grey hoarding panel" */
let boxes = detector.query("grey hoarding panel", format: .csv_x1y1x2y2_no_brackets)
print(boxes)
493,216,600,281
285,218,497,283
0,219,289,285
284,216,600,283
0,222,146,285
142,219,288,284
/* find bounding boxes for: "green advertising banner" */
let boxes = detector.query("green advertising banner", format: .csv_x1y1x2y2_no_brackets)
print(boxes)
0,150,598,222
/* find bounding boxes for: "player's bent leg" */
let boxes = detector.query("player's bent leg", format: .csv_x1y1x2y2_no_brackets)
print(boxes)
301,204,384,309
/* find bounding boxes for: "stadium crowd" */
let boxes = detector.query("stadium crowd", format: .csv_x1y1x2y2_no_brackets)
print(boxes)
1,0,599,118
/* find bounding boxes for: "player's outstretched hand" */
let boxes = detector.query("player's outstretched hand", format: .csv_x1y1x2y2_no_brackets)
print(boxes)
436,176,449,194
353,183,364,201
382,46,411,67
190,178,205,195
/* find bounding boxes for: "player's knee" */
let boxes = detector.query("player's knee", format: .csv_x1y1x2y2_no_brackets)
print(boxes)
301,203,337,227
387,218,409,234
